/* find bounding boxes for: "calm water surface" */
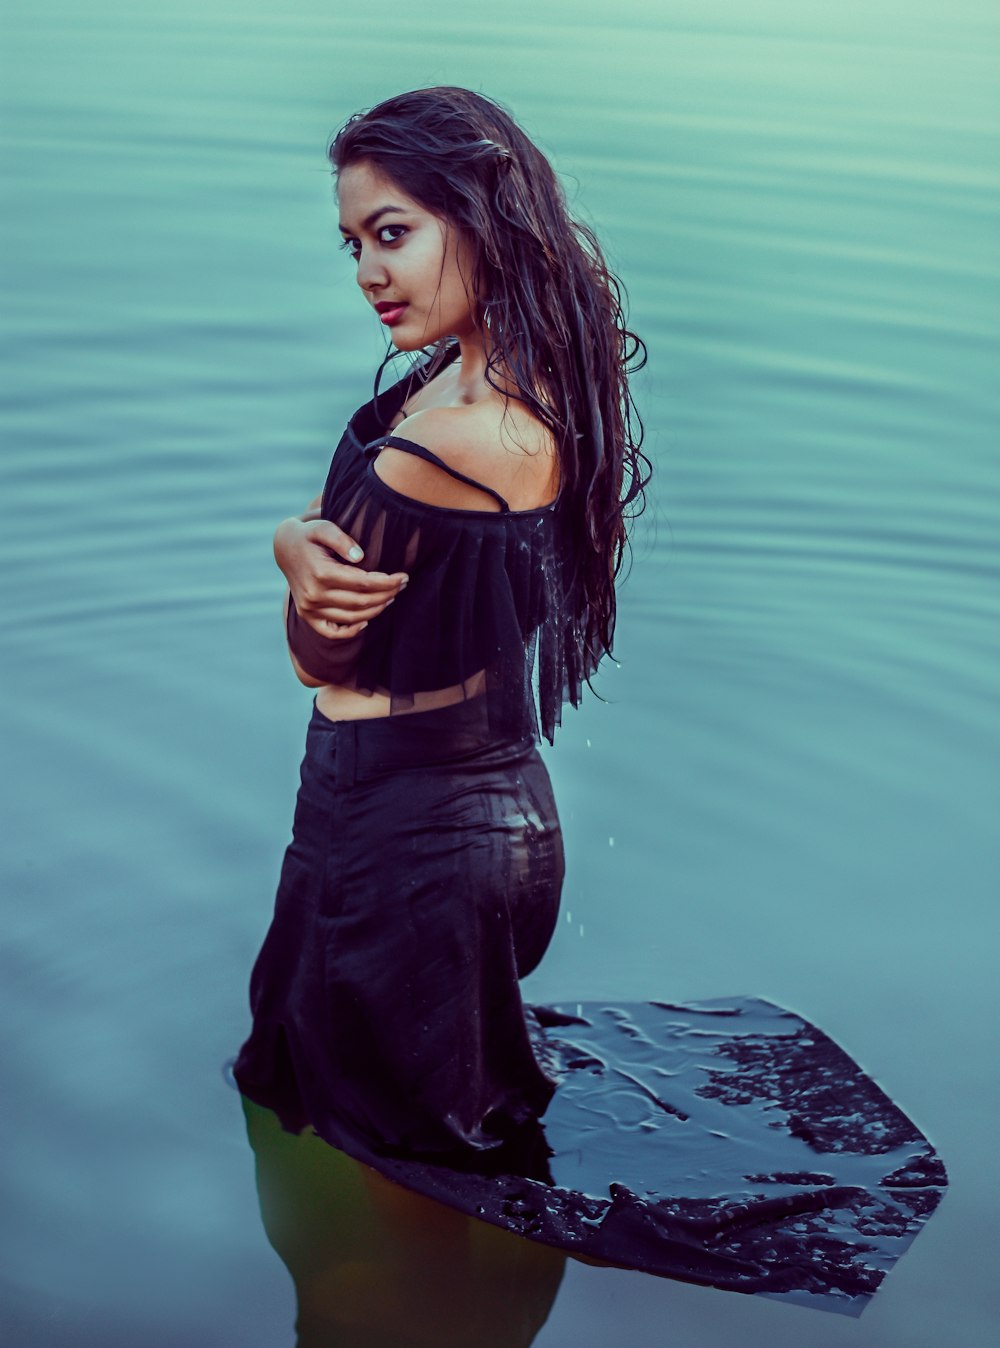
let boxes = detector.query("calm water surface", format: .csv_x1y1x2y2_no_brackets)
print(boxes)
3,1,998,1344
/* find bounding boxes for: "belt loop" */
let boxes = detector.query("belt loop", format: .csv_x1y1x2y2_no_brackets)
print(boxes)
334,720,358,788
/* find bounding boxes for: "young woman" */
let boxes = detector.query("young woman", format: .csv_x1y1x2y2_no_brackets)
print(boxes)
233,87,648,1171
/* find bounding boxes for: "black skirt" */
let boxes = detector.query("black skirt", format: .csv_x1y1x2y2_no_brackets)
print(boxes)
233,696,564,1165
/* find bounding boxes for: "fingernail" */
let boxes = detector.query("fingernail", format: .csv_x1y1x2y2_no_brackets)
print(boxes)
399,575,409,587
348,546,363,561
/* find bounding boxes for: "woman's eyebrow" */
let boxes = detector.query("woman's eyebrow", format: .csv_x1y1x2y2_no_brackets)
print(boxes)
338,205,408,235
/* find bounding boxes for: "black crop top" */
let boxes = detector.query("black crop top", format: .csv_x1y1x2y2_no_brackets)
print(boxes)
285,345,594,744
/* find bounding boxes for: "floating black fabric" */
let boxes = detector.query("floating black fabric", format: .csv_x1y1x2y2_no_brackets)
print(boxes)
287,997,946,1318
285,344,591,745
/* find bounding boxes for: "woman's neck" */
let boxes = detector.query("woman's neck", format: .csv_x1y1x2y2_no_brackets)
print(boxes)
453,331,518,406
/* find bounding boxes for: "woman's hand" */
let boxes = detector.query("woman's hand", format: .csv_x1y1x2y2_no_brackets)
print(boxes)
275,509,408,640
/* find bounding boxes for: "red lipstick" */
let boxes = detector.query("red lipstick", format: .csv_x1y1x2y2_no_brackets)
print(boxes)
374,302,408,326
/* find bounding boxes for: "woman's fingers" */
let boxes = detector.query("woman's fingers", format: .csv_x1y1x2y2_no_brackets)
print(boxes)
307,597,396,626
298,567,407,616
318,567,407,597
313,619,369,639
307,519,368,564
298,582,404,629
300,579,402,617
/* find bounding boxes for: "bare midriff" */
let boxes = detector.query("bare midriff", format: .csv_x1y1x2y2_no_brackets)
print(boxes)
314,670,487,724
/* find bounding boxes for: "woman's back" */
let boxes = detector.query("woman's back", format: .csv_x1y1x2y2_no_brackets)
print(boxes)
382,350,559,515
286,346,587,745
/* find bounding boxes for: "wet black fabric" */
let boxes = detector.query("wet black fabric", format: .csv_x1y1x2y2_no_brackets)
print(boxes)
280,997,946,1318
233,697,564,1161
285,343,592,745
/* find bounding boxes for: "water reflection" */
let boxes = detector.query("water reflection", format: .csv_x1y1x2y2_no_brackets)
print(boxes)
242,1096,566,1347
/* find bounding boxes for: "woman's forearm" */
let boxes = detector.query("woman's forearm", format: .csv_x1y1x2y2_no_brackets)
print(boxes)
283,591,327,687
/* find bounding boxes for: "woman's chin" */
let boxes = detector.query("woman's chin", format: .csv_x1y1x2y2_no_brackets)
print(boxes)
388,329,423,352
379,317,423,352
387,321,456,353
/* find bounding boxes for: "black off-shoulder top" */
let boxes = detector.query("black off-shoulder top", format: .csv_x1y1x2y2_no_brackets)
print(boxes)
286,345,593,744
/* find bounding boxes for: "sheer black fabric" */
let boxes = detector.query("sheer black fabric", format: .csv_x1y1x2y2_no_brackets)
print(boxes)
285,344,592,744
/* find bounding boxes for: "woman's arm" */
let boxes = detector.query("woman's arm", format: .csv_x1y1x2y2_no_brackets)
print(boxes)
275,497,409,639
282,591,327,687
276,494,410,687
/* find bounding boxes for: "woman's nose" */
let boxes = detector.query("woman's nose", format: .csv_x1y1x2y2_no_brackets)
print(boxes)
356,248,389,293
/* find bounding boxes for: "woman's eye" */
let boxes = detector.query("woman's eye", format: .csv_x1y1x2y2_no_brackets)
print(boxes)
339,225,407,261
378,224,408,245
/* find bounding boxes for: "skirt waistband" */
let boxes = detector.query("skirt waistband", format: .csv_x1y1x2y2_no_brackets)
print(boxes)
308,696,533,785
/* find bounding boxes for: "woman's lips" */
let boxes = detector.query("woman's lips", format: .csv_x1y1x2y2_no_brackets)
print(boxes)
376,303,408,326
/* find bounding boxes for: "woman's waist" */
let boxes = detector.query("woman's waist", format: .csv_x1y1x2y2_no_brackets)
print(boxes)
308,686,536,779
313,672,487,726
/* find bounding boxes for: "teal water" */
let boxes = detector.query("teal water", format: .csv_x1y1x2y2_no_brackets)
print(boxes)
2,1,998,1343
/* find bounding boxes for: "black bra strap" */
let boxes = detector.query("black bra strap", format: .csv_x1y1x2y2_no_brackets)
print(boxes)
374,435,511,512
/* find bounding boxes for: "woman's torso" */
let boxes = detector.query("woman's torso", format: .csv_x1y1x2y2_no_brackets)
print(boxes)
314,355,559,725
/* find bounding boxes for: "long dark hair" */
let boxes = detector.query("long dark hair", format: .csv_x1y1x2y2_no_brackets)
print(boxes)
329,86,649,671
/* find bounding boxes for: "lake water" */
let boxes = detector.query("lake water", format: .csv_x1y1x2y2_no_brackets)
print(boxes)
2,1,998,1343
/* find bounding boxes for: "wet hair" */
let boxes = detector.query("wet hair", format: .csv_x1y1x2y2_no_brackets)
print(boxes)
329,86,650,672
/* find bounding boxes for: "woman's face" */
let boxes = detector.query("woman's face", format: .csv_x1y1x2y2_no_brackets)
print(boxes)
337,160,481,351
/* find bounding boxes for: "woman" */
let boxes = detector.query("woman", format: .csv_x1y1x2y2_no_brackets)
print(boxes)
233,87,648,1171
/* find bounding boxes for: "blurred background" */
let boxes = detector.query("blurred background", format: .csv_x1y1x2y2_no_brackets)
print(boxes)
2,1,998,1343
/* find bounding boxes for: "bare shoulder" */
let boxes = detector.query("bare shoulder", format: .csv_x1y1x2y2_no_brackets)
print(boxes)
379,401,558,513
